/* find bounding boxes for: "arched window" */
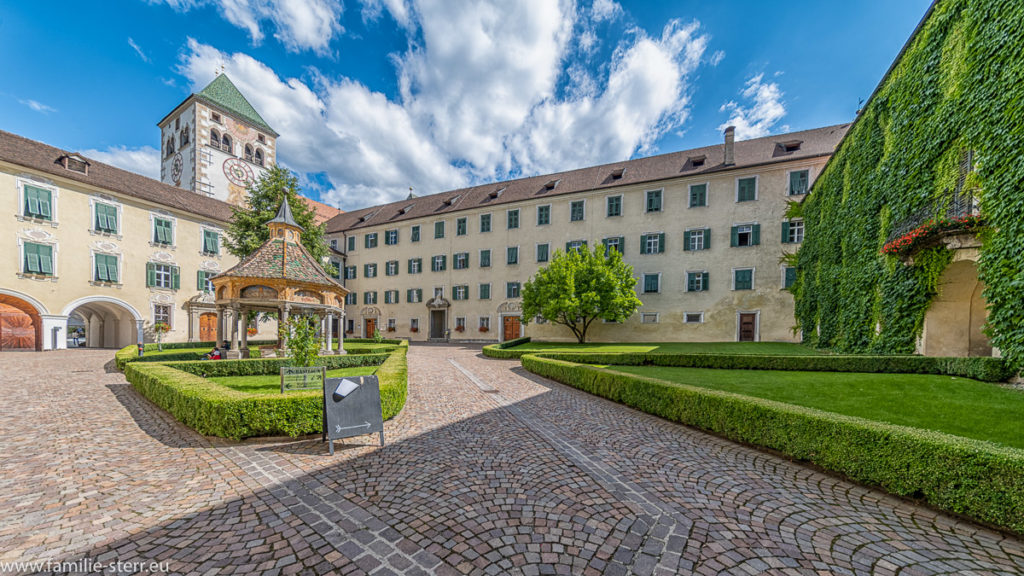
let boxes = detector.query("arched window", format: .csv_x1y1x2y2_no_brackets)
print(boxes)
244,144,254,162
165,138,175,157
210,129,220,150
254,148,264,166
222,134,232,155
179,126,189,146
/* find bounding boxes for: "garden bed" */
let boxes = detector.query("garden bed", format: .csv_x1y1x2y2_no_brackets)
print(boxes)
482,340,824,360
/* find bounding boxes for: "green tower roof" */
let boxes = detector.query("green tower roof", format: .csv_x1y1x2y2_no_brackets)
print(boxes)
197,74,278,136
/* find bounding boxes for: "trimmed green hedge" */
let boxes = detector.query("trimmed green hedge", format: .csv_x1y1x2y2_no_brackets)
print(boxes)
522,352,1013,382
344,337,406,345
522,354,1024,535
115,340,279,369
481,337,532,358
121,343,409,440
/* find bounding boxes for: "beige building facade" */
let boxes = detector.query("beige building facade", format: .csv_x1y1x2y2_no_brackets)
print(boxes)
326,124,850,343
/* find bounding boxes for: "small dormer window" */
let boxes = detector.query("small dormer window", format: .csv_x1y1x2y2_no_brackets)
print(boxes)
610,168,625,180
543,179,559,191
688,155,706,168
488,187,505,199
780,140,803,153
61,154,89,175
211,112,222,124
444,195,460,206
400,204,415,214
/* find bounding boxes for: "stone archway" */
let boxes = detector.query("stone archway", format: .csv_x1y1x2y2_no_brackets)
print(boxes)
0,293,43,351
920,260,991,357
63,297,142,349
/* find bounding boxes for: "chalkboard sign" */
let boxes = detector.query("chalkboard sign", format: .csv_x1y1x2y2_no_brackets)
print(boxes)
323,375,384,454
281,366,326,393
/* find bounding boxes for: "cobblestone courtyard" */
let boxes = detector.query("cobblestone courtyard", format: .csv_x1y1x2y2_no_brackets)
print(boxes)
1,345,1022,575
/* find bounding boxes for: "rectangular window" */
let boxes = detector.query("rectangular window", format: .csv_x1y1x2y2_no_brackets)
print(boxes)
686,271,709,292
537,205,551,226
23,185,53,220
536,243,549,263
434,287,444,299
330,239,338,250
411,225,421,242
432,255,447,272
364,263,378,278
733,268,754,291
565,239,587,253
737,177,757,202
384,290,397,304
94,254,119,283
641,313,659,324
347,236,356,252
606,195,622,217
345,266,357,279
645,189,663,213
153,218,173,245
364,291,378,305
783,220,805,244
456,217,467,236
689,183,707,207
642,273,660,294
453,285,469,300
455,317,466,331
731,224,760,247
365,233,378,248
434,221,445,239
480,213,492,233
408,258,422,274
388,318,396,331
385,260,399,276
197,270,215,292
154,304,171,328
684,312,704,324
385,229,399,245
569,200,585,222
603,236,624,256
454,252,469,269
23,242,54,276
684,229,710,251
479,283,491,300
479,316,490,331
329,262,341,279
407,288,424,303
784,267,798,289
95,203,118,233
640,233,665,255
507,209,520,230
345,293,357,305
151,263,173,289
789,170,810,196
480,249,491,268
506,246,519,265
506,282,521,298
203,230,220,255
411,318,420,331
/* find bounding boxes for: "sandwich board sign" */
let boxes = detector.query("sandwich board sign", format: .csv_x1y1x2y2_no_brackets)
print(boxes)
322,375,385,455
281,366,326,393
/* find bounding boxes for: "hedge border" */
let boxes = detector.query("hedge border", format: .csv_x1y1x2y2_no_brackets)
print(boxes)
521,354,1024,535
121,342,409,440
481,346,1013,381
116,340,401,371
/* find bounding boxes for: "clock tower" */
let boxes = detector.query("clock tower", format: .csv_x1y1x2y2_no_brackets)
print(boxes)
157,73,278,206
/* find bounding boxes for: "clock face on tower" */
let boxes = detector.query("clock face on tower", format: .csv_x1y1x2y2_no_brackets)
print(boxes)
223,157,254,187
171,153,183,182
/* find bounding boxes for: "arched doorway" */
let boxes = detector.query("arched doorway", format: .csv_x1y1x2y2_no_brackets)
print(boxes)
0,294,42,351
920,259,991,357
63,297,142,349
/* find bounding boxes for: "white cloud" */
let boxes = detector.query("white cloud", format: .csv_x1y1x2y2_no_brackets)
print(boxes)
20,99,56,114
174,0,713,209
81,146,162,179
709,49,725,66
591,0,622,23
718,73,786,140
128,37,151,63
150,0,343,55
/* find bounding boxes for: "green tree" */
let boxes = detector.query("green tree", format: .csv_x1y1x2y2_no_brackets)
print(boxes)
522,245,642,343
224,165,329,262
279,315,322,367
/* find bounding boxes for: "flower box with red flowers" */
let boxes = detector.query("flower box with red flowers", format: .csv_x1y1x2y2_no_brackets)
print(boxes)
881,214,985,258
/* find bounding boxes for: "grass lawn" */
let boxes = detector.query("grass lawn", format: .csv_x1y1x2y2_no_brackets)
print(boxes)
604,365,1024,449
209,366,378,394
507,341,825,355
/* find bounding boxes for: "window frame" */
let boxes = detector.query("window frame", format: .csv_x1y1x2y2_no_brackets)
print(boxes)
479,283,491,300
536,204,551,226
732,267,755,291
606,194,623,218
507,209,520,230
641,272,661,294
365,232,379,249
479,249,491,268
640,312,660,324
686,270,709,292
536,242,550,263
20,240,56,277
18,179,58,223
645,189,664,213
479,213,492,233
91,198,122,235
434,220,445,239
152,262,174,289
411,225,421,242
201,227,222,255
688,182,709,208
735,176,759,202
454,252,470,270
385,229,399,245
787,169,810,196
506,245,519,266
151,213,176,247
91,251,121,284
153,303,172,329
456,217,468,236
569,199,586,222
684,312,704,324
506,281,521,298
685,227,707,251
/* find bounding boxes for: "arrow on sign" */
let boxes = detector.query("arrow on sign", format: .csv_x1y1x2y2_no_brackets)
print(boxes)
335,422,371,433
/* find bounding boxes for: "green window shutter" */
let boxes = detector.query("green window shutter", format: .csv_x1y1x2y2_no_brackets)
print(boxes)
565,242,571,253
171,266,180,290
25,187,40,216
752,224,761,245
683,230,691,251
785,267,798,288
658,233,665,253
364,264,370,276
481,250,490,267
107,255,119,283
417,289,423,301
24,243,40,273
730,226,739,247
146,262,156,287
96,257,107,282
781,221,790,244
441,255,447,270
365,235,370,248
617,237,625,254
408,259,413,274
686,273,695,292
38,244,53,274
702,272,709,290
703,228,711,249
406,289,413,301
197,271,205,290
638,236,646,255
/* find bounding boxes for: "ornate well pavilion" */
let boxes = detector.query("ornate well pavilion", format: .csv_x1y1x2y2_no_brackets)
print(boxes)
211,197,348,358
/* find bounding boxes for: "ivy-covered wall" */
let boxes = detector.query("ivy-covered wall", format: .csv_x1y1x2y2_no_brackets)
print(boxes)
794,0,1024,367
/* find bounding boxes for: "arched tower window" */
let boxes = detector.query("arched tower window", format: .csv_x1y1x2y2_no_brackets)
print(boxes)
165,138,175,157
210,129,221,150
180,125,190,146
222,134,232,155
254,148,264,166
244,144,254,162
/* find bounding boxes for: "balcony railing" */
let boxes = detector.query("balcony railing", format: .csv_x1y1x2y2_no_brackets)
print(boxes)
886,189,981,245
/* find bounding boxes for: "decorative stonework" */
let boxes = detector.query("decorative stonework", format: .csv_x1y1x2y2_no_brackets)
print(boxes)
150,293,174,304
361,307,381,317
201,260,221,271
426,297,450,310
151,251,175,263
21,228,54,242
498,301,523,313
91,240,120,253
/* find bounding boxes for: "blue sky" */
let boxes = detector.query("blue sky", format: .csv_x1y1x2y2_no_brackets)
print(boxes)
0,0,931,209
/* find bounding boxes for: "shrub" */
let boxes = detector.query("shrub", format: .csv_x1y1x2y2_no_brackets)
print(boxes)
482,337,532,358
376,341,409,420
279,315,321,367
521,355,1024,535
115,340,278,370
168,353,389,378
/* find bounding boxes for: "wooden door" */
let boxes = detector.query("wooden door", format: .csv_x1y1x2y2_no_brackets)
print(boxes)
430,310,445,338
0,304,36,351
738,313,757,342
199,313,217,342
365,318,377,337
502,315,521,341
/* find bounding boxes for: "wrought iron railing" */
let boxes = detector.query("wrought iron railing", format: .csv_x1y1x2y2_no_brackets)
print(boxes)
886,190,980,244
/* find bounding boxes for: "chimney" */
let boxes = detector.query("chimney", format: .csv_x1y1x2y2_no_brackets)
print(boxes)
724,126,736,166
